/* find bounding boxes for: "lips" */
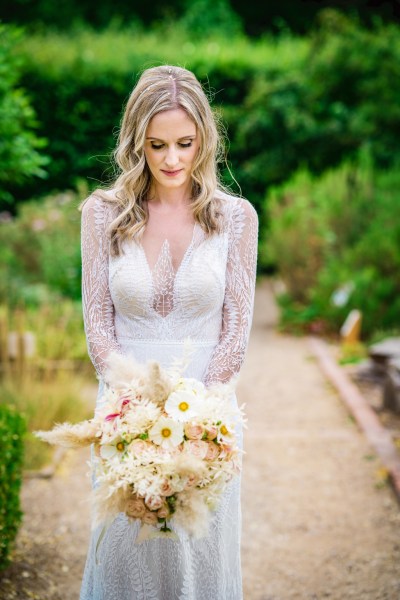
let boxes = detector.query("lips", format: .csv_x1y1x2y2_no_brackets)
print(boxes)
161,169,183,177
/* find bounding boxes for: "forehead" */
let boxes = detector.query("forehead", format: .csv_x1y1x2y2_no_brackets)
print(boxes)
146,108,197,140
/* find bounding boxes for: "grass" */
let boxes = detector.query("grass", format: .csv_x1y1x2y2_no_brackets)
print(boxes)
0,370,96,471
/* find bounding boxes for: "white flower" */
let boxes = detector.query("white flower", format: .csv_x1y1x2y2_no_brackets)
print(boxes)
99,438,126,460
217,423,235,444
175,377,206,396
165,390,202,422
149,417,183,449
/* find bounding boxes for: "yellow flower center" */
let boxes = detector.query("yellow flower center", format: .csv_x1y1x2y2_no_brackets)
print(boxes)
178,401,189,412
220,425,228,436
116,442,125,452
161,428,172,438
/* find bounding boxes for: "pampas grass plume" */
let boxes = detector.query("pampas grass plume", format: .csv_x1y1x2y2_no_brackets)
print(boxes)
35,420,98,448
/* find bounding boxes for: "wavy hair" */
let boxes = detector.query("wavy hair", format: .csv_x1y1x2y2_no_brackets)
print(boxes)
80,64,235,257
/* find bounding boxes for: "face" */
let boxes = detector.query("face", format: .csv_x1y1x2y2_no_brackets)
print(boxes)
143,108,200,197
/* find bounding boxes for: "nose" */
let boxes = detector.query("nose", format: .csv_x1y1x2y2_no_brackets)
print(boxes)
165,145,179,168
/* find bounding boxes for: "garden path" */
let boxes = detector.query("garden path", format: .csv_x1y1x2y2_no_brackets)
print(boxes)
1,277,400,599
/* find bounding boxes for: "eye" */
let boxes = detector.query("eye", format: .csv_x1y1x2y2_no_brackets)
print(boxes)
151,143,164,150
179,141,193,148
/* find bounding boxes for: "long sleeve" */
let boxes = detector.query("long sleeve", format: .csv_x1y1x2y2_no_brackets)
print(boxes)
203,198,258,386
81,194,123,378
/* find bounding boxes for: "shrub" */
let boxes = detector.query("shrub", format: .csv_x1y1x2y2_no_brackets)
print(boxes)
0,404,26,570
0,187,85,303
267,153,400,339
233,12,400,211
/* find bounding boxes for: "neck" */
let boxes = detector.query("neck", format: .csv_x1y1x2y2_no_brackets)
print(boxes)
148,184,192,208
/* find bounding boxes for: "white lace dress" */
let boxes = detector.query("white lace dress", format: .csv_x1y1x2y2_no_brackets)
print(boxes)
79,192,258,600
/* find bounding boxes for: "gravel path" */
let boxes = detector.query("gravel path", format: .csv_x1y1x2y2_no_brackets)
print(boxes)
1,278,400,599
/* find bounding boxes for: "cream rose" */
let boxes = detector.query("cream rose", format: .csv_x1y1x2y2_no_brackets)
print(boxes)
160,479,175,496
206,426,218,441
185,439,208,459
145,495,164,511
205,442,220,460
142,511,159,525
184,473,199,489
125,497,146,518
129,439,153,456
184,423,204,440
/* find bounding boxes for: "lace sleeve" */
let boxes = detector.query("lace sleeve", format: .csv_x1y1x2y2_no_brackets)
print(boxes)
203,198,258,386
81,194,124,378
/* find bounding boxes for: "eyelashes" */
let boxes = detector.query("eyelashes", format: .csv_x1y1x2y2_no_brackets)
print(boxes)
150,142,193,150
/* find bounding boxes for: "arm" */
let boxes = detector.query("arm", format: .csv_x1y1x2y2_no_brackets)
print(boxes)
81,194,124,378
203,198,259,386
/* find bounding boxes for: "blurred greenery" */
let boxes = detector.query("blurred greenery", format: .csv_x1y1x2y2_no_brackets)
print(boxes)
0,372,92,470
0,24,49,204
0,187,85,304
0,5,398,363
0,0,398,36
266,149,400,338
0,404,25,569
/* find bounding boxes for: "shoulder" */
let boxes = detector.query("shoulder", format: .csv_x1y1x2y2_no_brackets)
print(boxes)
81,191,119,230
213,190,258,233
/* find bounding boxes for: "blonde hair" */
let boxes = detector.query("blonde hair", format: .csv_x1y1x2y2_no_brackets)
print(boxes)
80,64,235,256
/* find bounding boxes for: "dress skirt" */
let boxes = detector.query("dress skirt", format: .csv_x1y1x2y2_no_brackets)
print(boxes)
79,340,243,600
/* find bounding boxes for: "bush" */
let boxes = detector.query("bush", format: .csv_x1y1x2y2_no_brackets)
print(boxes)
0,24,48,205
267,152,400,339
0,404,26,570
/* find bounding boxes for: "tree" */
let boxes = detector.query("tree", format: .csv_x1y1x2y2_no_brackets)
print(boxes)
0,24,48,206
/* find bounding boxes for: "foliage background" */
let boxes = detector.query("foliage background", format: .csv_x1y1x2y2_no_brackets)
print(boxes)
0,2,399,485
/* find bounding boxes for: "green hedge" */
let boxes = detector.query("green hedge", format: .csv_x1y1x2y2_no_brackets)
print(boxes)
6,24,307,214
266,152,400,339
0,404,26,570
4,14,400,251
0,23,48,204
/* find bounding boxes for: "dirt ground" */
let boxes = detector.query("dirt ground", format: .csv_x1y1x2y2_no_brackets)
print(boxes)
1,278,400,600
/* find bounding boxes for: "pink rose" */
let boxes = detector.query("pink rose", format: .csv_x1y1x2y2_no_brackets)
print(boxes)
206,426,218,441
142,511,159,525
185,440,208,459
205,442,220,460
145,495,164,511
184,474,199,489
126,497,146,518
184,423,204,440
157,504,170,519
160,479,175,496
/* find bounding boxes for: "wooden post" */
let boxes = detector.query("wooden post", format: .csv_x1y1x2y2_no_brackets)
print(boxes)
340,309,362,344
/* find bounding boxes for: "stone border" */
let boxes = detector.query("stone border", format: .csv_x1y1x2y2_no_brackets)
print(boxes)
308,335,400,502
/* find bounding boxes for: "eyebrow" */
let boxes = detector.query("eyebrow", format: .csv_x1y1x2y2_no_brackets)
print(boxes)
146,135,196,141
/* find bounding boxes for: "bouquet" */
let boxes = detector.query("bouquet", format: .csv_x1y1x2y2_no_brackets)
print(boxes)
35,350,245,542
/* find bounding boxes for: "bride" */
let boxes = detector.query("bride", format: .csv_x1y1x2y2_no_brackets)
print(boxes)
79,64,258,600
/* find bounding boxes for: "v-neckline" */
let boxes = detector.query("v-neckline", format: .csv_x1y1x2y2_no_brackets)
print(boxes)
137,222,198,277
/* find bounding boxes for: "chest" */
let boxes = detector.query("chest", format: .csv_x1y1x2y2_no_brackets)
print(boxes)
140,211,195,272
109,228,229,320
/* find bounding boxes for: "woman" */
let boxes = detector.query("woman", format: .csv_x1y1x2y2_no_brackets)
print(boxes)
79,64,258,600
